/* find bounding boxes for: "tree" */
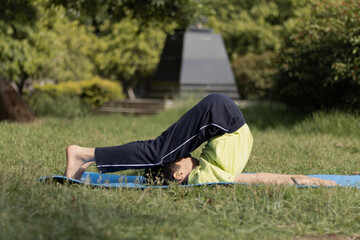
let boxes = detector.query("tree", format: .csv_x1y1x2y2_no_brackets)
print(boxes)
92,19,165,99
0,75,35,122
275,0,360,110
0,0,39,122
0,0,42,95
0,1,96,94
203,0,311,60
199,0,313,100
36,7,97,83
47,0,207,33
0,0,98,122
47,0,208,98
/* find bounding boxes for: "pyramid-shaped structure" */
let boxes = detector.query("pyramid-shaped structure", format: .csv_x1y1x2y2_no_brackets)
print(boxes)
149,28,239,99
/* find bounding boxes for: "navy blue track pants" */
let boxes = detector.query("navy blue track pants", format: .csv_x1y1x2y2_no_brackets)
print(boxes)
95,93,246,173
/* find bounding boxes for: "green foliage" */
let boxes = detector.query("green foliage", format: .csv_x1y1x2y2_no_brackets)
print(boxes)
80,77,125,107
232,52,277,99
48,0,208,30
47,0,316,100
0,0,314,101
27,77,125,117
37,9,96,83
42,0,212,93
201,0,313,100
0,33,42,90
0,0,47,93
27,93,87,118
92,20,166,88
203,0,311,59
0,1,97,94
0,0,38,24
8,0,359,104
275,0,360,110
0,1,185,96
35,77,125,106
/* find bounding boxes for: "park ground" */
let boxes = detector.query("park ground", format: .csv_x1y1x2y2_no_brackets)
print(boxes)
0,99,359,240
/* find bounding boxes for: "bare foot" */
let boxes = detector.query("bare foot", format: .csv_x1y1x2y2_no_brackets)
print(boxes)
64,145,95,180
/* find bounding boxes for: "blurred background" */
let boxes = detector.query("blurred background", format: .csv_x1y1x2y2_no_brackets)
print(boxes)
0,0,359,121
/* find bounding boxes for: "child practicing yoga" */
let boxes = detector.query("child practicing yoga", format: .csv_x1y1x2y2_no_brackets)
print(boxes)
64,93,338,186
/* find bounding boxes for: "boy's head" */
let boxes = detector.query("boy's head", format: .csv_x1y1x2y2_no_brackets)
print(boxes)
145,156,198,185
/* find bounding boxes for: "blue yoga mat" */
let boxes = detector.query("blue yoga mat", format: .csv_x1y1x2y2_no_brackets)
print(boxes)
38,172,360,189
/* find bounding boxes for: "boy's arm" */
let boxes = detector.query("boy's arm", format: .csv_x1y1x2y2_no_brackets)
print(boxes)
234,172,339,186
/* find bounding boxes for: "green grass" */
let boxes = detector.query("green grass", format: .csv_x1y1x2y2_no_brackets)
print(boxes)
1,100,360,240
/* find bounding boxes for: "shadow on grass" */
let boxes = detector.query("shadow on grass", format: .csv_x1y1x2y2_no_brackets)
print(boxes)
240,101,360,137
240,101,307,130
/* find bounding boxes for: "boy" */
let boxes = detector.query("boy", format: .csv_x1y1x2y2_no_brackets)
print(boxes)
65,93,337,186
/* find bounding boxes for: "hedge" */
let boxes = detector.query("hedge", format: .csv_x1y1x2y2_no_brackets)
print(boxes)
232,52,277,100
274,0,360,110
27,77,125,117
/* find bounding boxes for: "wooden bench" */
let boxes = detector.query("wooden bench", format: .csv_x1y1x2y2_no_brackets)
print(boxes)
93,99,165,115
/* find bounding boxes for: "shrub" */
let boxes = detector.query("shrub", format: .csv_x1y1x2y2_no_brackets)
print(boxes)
231,52,277,100
35,81,83,98
275,0,360,110
27,77,125,117
27,93,87,118
80,77,125,107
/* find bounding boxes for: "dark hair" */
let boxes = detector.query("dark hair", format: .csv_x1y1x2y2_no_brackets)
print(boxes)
145,158,189,185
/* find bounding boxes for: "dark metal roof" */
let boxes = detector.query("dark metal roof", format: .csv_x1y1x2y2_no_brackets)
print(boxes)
151,29,239,99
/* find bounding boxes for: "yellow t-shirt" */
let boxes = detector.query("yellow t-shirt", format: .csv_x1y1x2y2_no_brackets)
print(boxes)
188,124,253,184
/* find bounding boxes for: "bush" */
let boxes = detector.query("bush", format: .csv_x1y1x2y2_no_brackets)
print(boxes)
232,52,277,100
275,0,360,110
27,93,87,118
80,77,125,107
27,77,125,117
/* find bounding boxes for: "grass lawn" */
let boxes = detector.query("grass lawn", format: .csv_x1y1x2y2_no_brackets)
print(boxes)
1,99,359,240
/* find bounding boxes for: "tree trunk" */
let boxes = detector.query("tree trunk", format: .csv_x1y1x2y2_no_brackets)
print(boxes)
127,86,136,100
0,75,35,123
